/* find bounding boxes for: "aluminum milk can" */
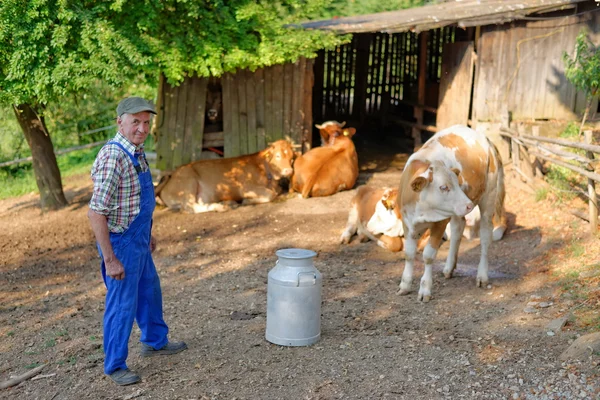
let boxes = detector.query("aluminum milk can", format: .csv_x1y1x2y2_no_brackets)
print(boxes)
265,248,322,346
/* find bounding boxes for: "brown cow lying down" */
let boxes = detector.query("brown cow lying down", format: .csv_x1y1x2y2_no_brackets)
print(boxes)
340,185,429,252
155,140,294,213
291,126,358,198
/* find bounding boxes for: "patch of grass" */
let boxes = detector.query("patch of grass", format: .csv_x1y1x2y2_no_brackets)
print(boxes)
546,165,578,203
45,338,56,348
7,331,14,337
55,329,69,338
560,121,580,139
535,187,548,202
24,350,39,356
0,145,101,200
25,363,41,369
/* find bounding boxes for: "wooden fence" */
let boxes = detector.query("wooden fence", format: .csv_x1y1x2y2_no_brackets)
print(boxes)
499,126,599,234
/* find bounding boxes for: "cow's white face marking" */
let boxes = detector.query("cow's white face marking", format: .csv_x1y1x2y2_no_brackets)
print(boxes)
367,200,404,237
413,163,474,221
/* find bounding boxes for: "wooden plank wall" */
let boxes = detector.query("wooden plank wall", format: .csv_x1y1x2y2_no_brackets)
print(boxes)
222,58,313,157
472,10,600,122
155,75,208,171
156,58,313,169
436,42,475,128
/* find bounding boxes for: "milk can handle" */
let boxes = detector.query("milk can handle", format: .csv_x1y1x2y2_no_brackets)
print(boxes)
296,271,316,287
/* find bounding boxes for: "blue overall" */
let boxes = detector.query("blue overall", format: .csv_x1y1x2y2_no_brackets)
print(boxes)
98,141,169,375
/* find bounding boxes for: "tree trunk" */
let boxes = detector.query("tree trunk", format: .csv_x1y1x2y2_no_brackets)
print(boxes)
12,103,68,211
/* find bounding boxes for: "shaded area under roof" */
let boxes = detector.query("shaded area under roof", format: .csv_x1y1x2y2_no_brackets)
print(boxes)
298,0,589,33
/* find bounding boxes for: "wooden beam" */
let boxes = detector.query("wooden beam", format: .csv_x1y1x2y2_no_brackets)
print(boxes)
585,130,598,234
412,31,428,149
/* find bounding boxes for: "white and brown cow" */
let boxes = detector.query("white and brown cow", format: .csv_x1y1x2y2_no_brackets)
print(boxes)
155,140,294,213
398,125,506,302
340,185,429,252
340,186,405,251
291,126,358,198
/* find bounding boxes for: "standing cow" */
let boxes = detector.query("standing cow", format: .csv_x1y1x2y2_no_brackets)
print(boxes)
155,140,294,213
397,125,506,302
291,125,358,198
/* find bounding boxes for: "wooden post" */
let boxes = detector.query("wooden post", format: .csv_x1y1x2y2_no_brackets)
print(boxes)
531,125,544,178
516,123,534,181
412,31,428,151
584,130,598,234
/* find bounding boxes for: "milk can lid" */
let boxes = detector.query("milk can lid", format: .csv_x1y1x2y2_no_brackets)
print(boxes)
276,248,317,260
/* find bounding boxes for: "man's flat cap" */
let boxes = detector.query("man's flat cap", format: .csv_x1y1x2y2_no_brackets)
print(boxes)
117,97,157,117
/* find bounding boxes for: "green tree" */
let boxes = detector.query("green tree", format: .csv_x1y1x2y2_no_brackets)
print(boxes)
308,0,425,19
563,30,600,135
0,0,346,210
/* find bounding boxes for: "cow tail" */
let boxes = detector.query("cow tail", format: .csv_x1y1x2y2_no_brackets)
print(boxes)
154,172,173,204
490,140,507,238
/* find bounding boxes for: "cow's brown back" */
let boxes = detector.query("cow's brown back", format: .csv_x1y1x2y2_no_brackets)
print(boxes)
292,133,358,198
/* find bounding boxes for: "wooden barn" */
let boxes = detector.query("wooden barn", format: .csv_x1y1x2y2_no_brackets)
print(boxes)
154,0,599,172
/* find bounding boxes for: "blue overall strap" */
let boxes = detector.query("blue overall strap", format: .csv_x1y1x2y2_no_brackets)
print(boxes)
107,141,143,174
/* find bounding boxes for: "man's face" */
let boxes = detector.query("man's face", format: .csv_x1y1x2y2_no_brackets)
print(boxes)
118,112,152,146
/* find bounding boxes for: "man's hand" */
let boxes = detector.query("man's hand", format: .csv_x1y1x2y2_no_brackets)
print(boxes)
105,258,125,280
150,235,157,253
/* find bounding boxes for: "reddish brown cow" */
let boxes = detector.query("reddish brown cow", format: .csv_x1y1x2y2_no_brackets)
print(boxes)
291,126,358,198
155,140,294,213
315,120,346,146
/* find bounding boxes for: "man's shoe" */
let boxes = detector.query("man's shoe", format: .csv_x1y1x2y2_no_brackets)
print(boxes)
108,368,141,386
140,341,188,357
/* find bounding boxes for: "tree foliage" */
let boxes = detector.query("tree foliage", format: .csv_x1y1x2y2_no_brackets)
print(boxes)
0,0,348,107
563,30,600,100
308,0,426,19
563,29,600,133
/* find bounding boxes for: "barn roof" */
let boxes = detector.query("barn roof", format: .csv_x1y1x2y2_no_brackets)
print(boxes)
298,0,589,34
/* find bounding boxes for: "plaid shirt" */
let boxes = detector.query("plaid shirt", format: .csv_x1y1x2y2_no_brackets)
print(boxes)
89,132,150,233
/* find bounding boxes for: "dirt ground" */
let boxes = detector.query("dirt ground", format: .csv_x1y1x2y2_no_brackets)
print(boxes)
1,137,600,400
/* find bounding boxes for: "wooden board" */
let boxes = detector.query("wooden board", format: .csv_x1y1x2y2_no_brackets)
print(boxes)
472,12,600,122
437,41,474,128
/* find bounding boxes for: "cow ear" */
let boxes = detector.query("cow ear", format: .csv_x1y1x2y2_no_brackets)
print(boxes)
343,128,356,137
411,176,428,192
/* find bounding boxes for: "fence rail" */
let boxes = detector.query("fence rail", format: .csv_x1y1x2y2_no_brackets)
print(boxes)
500,126,598,234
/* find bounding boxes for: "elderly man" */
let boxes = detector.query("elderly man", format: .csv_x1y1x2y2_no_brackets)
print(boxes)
88,97,187,386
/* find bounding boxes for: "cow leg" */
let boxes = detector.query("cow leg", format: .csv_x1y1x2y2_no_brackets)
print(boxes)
418,223,446,302
398,234,417,296
477,201,494,287
340,206,358,244
442,217,464,279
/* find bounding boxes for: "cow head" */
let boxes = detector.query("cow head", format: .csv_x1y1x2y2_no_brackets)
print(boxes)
315,120,346,146
409,159,474,219
261,140,295,179
367,188,404,237
206,84,222,124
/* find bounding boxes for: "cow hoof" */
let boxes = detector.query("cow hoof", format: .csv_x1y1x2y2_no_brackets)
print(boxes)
443,270,453,279
476,277,488,288
339,234,351,244
418,292,431,302
397,288,411,296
